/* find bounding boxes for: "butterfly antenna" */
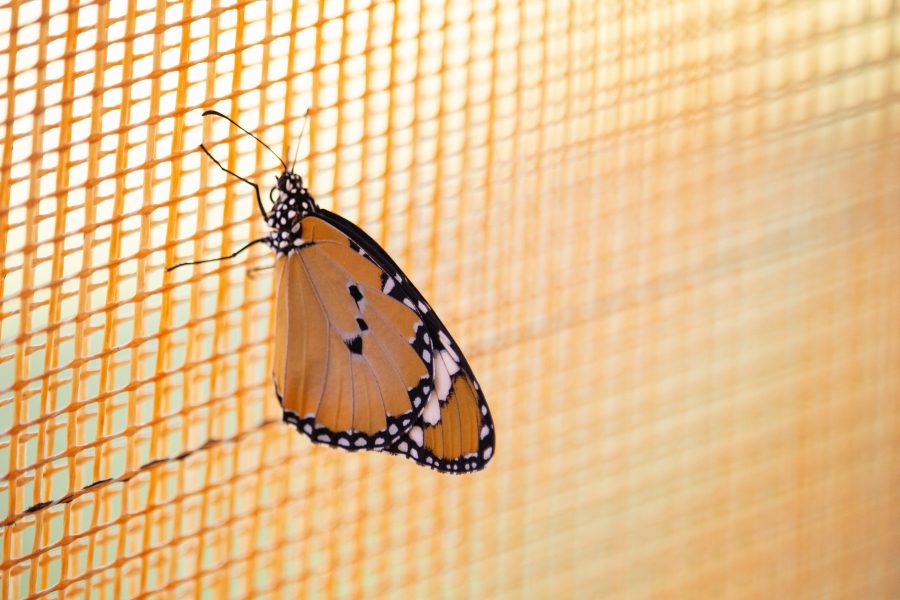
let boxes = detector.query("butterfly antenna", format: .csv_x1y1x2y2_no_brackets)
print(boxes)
291,108,311,172
202,109,288,171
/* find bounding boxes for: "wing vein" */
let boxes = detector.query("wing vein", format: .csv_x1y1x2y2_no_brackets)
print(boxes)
274,255,290,397
297,251,332,420
365,356,388,430
313,247,420,348
298,255,310,416
453,370,465,458
358,307,415,414
348,353,355,433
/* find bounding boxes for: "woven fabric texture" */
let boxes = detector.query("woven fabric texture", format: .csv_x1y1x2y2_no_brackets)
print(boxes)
1,0,899,598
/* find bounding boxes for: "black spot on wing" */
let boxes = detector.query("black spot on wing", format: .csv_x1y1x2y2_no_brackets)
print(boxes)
344,335,363,354
348,284,363,305
356,317,368,331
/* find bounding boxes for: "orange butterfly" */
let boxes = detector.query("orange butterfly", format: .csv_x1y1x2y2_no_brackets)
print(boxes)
170,111,495,473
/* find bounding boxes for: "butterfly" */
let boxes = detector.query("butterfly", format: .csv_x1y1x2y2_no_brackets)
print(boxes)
169,110,495,473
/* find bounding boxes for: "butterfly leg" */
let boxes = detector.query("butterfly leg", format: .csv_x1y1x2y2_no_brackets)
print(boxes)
199,143,268,220
167,238,268,272
247,263,275,279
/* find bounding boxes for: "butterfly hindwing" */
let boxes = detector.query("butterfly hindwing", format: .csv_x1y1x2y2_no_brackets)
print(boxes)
387,320,495,473
273,216,433,451
317,210,496,473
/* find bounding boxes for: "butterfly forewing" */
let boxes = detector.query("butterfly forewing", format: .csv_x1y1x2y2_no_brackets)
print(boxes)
273,217,433,450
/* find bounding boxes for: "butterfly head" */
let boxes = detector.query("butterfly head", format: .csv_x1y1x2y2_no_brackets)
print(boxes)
269,172,318,218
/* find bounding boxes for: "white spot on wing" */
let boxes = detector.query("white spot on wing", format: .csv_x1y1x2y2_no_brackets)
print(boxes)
433,350,460,403
483,447,493,461
480,425,489,439
422,391,441,425
438,330,460,362
383,277,394,294
409,426,424,446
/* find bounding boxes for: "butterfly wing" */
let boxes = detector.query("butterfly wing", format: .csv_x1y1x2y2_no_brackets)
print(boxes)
388,325,495,473
273,216,433,450
316,210,496,473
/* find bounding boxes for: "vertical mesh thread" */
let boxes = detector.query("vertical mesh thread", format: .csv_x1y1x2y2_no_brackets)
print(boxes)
1,0,899,598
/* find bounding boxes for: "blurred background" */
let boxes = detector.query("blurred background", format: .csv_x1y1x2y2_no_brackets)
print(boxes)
1,0,899,597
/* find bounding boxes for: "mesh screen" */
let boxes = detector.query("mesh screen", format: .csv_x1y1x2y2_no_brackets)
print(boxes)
2,0,899,597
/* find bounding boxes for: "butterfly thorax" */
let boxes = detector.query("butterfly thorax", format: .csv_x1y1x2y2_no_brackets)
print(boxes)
265,171,318,254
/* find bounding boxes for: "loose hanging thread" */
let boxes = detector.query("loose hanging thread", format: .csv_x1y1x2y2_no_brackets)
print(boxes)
1,419,279,528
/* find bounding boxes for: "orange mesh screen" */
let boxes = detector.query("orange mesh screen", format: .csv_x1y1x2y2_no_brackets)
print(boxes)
2,0,899,597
